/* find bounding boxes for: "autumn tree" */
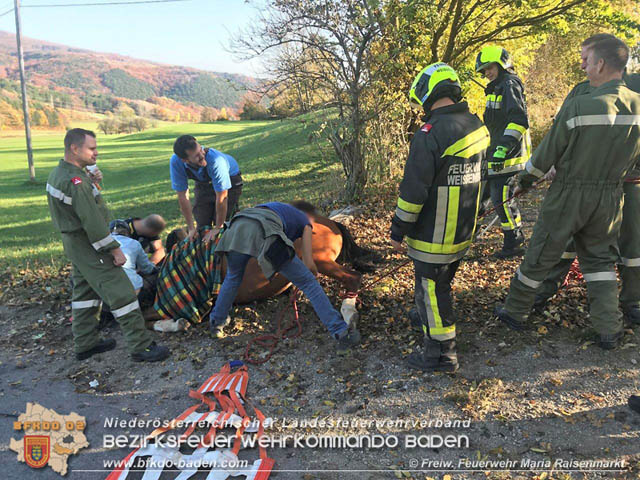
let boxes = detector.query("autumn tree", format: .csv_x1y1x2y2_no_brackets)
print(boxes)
31,110,46,127
234,0,385,199
240,100,269,120
200,107,219,122
364,0,640,179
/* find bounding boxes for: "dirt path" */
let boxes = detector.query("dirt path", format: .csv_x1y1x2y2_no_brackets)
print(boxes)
1,191,639,479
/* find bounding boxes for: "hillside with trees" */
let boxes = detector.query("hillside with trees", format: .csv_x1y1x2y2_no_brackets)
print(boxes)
0,30,262,130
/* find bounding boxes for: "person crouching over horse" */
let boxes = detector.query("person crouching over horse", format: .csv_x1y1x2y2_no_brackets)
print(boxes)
210,201,361,353
390,63,489,373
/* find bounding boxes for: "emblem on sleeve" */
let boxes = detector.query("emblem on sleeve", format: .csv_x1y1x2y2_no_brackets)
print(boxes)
421,124,432,133
71,177,83,185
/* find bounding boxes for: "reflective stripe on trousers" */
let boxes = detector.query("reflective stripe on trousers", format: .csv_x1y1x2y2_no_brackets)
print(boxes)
414,261,460,342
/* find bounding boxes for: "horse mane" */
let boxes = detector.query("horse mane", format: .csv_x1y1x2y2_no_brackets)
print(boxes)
166,227,187,253
290,199,381,270
333,220,381,267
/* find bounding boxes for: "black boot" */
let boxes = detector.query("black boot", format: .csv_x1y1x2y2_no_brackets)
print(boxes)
531,295,549,315
407,337,458,373
408,308,422,331
494,230,525,259
336,325,361,355
623,306,640,325
131,342,171,362
629,395,640,414
76,338,116,361
599,330,623,350
494,304,528,331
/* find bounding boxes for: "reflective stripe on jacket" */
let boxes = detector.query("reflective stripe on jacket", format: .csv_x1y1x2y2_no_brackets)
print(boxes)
46,159,119,252
484,71,531,177
521,79,640,187
560,74,640,180
391,102,490,264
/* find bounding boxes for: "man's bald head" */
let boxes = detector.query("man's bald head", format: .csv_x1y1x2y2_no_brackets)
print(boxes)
141,214,166,236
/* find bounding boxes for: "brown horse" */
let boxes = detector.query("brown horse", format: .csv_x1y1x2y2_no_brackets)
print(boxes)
147,204,379,328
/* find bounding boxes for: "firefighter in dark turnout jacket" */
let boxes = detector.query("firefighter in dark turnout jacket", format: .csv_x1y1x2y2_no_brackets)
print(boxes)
495,36,640,349
476,46,532,258
391,63,490,372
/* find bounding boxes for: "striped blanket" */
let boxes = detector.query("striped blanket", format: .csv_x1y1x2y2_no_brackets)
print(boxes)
153,228,224,323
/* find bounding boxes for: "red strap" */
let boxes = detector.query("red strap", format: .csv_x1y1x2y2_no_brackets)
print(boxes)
253,457,275,480
189,389,216,411
146,403,200,440
104,447,140,480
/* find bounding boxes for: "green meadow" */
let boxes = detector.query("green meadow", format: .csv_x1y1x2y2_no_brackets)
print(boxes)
0,117,341,269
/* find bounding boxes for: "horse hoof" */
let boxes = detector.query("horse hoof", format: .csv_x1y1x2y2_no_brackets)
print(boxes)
341,297,359,327
153,318,189,333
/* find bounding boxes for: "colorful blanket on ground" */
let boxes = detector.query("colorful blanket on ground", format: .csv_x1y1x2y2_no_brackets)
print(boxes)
154,228,224,323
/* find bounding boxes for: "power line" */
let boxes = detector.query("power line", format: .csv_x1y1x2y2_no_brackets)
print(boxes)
21,0,191,7
0,7,13,16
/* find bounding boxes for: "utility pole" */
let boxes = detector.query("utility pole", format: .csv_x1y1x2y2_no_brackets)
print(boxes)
14,0,35,182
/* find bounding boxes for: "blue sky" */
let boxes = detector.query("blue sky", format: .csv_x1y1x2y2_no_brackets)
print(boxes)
0,0,265,75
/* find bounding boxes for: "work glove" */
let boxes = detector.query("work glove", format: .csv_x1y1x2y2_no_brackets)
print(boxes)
490,146,508,172
509,171,535,195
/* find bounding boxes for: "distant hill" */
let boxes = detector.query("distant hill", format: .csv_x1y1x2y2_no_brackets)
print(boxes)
0,31,260,128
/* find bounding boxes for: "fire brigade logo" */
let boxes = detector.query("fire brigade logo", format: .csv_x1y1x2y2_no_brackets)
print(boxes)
71,176,83,185
10,403,89,476
24,436,50,468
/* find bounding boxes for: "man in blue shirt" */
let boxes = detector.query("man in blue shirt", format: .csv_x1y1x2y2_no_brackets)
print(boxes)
170,135,243,242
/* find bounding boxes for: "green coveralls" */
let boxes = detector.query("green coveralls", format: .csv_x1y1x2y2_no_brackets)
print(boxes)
46,160,152,354
504,79,640,335
536,74,640,313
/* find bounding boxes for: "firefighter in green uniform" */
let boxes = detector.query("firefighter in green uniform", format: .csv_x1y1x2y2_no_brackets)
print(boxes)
46,128,170,362
476,46,532,258
390,63,490,372
495,36,640,349
533,35,640,327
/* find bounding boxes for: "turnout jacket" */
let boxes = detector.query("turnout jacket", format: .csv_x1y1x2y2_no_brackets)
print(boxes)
391,102,490,264
46,159,120,252
484,71,532,177
520,79,640,188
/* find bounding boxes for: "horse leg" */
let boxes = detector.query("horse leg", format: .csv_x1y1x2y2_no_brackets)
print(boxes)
315,259,362,293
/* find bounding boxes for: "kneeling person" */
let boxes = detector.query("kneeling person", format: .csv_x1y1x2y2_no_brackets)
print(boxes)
122,214,167,264
110,220,158,310
210,202,360,352
391,63,490,372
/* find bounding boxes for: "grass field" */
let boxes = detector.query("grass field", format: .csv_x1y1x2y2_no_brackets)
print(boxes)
0,116,341,268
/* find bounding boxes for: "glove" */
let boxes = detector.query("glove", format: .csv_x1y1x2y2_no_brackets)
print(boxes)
490,146,508,172
511,171,535,195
